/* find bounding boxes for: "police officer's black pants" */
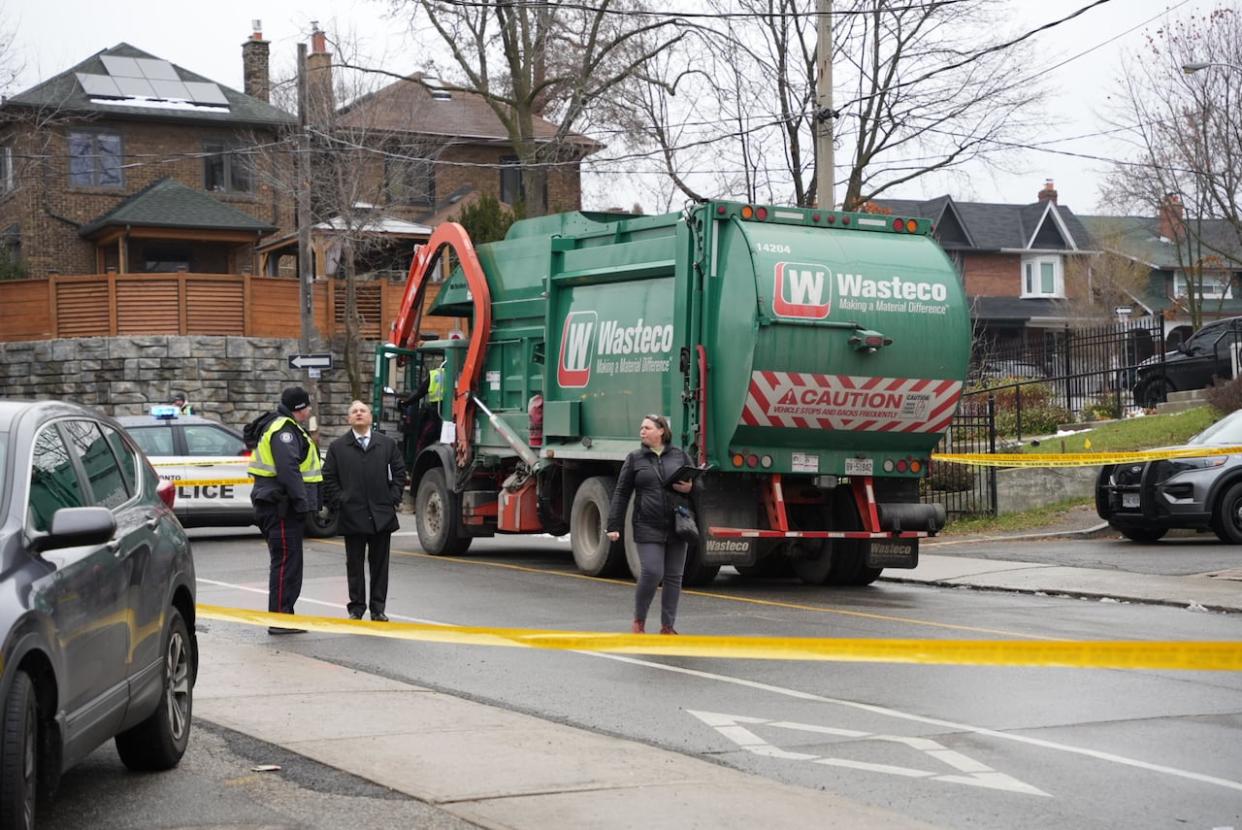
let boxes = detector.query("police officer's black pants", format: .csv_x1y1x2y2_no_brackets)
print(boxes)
345,533,392,617
255,503,305,614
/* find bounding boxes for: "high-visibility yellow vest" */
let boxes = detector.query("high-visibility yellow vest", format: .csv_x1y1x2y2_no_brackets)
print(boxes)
247,416,324,483
428,367,446,403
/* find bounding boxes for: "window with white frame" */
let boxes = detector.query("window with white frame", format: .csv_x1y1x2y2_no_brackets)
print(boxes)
1173,271,1233,300
1021,255,1063,298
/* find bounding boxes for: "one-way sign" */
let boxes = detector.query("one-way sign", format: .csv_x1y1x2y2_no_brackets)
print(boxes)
288,353,333,370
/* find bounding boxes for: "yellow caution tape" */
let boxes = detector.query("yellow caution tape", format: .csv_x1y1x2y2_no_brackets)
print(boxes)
197,605,1242,671
933,445,1242,468
164,478,253,487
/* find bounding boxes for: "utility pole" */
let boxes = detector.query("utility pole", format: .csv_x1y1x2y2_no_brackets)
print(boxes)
295,41,321,431
815,0,835,210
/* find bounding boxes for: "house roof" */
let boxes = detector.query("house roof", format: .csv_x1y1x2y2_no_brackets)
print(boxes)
335,73,600,153
1078,214,1242,271
78,178,277,237
970,296,1070,322
873,195,1094,252
5,43,294,128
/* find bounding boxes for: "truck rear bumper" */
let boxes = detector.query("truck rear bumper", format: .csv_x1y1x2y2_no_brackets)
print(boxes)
709,528,928,540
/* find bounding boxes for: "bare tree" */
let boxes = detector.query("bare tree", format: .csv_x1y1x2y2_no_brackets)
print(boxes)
617,0,1047,211
1102,5,1242,329
394,0,687,216
251,31,448,399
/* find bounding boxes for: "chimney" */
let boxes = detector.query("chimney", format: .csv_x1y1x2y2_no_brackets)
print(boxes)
1159,193,1185,241
1037,178,1058,204
241,21,270,102
306,22,334,126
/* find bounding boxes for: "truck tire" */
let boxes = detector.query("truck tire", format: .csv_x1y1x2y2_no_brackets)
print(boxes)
736,557,795,579
415,469,472,556
623,498,641,580
792,542,834,585
570,476,627,576
826,496,881,587
681,542,720,587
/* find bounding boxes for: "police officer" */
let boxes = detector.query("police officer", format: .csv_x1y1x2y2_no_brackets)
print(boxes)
171,391,193,416
248,386,323,634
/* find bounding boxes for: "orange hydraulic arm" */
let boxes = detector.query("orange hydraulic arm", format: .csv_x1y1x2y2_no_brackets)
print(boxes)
391,222,493,468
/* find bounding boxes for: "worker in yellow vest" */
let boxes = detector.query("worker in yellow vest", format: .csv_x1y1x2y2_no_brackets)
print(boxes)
247,386,323,634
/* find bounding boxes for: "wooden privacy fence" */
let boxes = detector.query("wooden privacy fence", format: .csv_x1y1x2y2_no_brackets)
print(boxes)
0,273,448,342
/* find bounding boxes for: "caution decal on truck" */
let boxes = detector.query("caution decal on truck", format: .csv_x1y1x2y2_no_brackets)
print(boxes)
741,372,961,433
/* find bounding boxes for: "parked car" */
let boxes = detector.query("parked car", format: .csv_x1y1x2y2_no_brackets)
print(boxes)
971,360,1048,383
116,410,339,536
0,400,197,828
1132,317,1242,407
1096,407,1242,543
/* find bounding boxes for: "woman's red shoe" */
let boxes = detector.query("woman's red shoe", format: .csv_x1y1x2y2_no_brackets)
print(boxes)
631,620,646,634
660,625,678,635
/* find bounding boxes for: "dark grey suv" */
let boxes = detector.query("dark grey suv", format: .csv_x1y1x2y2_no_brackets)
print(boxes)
1097,408,1242,542
0,401,197,828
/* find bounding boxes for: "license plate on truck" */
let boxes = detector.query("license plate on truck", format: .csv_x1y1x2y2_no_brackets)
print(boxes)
866,539,918,569
845,457,873,476
1122,493,1140,509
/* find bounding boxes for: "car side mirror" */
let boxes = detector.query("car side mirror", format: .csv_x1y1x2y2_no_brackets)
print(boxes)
30,507,117,553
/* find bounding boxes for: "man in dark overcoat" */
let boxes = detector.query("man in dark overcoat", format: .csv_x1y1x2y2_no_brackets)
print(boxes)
322,400,407,621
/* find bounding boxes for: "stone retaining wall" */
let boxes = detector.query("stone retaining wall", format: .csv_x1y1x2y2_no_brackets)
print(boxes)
994,465,1101,515
0,335,380,441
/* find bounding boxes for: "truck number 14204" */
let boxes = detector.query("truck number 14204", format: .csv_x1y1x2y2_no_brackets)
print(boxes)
755,243,792,254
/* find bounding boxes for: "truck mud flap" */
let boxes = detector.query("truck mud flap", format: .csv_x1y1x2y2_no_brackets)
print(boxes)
865,538,918,569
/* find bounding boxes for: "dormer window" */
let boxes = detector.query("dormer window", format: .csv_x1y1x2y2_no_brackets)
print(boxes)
1021,254,1063,298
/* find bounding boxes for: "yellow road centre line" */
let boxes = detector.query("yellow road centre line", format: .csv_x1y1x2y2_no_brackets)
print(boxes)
197,605,1242,671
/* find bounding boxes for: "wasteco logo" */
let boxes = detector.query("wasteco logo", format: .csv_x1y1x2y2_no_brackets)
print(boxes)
558,310,597,388
773,262,831,319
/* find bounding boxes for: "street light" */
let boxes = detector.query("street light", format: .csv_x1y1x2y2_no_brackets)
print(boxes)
1182,60,1242,75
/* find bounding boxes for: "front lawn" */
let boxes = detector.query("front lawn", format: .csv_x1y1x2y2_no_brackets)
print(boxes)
1020,406,1219,454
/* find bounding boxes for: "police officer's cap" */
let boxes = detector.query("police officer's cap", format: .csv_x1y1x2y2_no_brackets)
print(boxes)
281,386,311,412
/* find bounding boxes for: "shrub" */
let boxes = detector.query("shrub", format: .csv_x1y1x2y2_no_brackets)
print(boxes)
926,460,976,492
1085,392,1122,422
1206,375,1242,414
970,380,1071,437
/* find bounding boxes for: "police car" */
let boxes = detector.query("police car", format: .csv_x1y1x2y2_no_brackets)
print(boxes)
117,408,339,536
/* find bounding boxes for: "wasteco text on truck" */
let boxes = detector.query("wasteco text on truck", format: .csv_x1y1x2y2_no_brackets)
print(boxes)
375,201,970,586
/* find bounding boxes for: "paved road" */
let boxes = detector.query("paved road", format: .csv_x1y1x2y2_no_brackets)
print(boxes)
162,525,1242,830
925,530,1242,576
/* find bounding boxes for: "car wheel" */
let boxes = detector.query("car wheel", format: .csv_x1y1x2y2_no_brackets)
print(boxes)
0,671,38,830
1136,377,1171,407
116,609,193,771
570,476,627,577
1213,481,1242,544
304,501,340,537
414,468,471,556
1113,524,1168,544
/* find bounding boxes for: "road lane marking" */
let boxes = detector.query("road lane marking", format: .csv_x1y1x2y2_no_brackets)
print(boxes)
688,710,1049,796
196,575,1242,795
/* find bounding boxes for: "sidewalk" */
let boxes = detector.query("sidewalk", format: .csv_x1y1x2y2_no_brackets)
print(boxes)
195,637,936,830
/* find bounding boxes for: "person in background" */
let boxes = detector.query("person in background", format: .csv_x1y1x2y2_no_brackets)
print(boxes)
171,391,193,416
606,413,694,634
322,400,406,622
247,386,323,634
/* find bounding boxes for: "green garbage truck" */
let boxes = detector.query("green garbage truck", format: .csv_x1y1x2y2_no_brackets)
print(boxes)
374,200,970,586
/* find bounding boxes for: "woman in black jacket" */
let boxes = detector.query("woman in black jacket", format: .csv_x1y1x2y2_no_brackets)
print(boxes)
606,414,694,634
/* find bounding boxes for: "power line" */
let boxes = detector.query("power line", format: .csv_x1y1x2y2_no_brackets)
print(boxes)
415,0,974,21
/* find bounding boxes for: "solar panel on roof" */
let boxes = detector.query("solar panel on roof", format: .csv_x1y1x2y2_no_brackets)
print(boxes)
150,79,191,100
185,82,228,105
114,76,156,97
101,55,142,78
77,73,122,97
135,58,179,80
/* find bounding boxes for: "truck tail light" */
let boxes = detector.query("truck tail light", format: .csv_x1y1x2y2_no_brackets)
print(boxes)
896,459,909,473
893,218,907,232
732,453,745,467
760,455,773,468
741,205,755,219
755,206,768,221
746,454,759,468
905,219,919,233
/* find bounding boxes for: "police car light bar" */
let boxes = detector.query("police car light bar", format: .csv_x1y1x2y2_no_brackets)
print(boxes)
150,405,180,420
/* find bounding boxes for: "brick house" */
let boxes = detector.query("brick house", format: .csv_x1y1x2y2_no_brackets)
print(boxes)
875,180,1097,358
0,37,294,279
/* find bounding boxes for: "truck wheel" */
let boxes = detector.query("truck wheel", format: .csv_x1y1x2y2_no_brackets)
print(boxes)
681,543,720,587
416,469,472,556
0,671,38,830
737,557,795,579
826,496,882,587
623,498,641,580
792,542,834,585
570,476,627,576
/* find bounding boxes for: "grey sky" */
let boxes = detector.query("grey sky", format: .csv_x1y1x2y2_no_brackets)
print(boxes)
6,0,1218,214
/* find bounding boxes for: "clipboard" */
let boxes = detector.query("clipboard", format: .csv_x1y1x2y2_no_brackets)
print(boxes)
667,464,707,486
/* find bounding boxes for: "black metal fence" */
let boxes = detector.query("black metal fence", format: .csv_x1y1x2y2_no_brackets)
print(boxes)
924,395,997,518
